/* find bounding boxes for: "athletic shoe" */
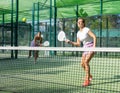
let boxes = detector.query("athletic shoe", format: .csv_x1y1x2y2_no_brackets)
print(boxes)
82,80,90,87
89,75,92,81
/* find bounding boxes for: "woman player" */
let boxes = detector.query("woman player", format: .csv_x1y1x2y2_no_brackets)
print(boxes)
66,18,96,86
28,32,42,64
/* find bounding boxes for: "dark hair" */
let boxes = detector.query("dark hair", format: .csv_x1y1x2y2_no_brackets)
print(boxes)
38,32,41,34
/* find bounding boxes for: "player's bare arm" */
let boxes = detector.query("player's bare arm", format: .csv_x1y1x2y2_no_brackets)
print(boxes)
88,30,96,47
67,38,81,47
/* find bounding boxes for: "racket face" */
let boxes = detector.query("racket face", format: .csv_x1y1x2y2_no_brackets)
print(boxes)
43,41,50,46
58,31,66,41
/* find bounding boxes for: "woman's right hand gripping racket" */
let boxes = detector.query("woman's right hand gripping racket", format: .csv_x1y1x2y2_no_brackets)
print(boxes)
57,31,67,41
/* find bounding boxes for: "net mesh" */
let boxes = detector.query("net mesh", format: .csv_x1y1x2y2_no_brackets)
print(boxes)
0,46,120,93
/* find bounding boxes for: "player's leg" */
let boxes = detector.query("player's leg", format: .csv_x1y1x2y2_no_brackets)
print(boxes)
34,50,38,64
82,52,94,86
28,40,34,58
28,50,32,58
81,54,92,78
81,54,86,70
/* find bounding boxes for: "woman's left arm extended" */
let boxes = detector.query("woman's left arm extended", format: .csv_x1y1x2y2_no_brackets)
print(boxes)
88,30,96,47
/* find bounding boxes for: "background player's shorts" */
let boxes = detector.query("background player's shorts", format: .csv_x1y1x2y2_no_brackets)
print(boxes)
30,40,35,47
30,40,39,54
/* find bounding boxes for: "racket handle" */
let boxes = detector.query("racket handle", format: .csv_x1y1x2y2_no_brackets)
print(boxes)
68,41,73,44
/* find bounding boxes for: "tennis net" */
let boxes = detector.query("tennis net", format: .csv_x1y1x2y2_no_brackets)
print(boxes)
0,46,120,93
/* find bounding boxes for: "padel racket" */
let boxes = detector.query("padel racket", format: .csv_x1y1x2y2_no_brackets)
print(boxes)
57,31,67,41
42,41,50,46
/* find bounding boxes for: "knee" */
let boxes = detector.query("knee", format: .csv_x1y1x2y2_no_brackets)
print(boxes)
84,61,90,67
81,62,85,67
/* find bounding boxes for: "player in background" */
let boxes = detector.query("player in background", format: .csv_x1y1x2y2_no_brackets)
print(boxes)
28,32,42,64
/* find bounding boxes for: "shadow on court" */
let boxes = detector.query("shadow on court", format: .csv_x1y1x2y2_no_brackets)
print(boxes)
0,57,76,71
